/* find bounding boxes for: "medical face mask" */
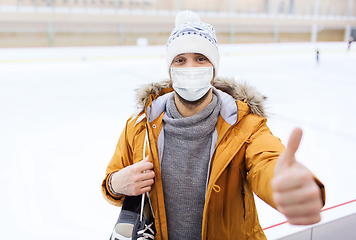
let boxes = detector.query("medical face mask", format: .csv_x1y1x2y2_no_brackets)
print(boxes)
170,67,214,102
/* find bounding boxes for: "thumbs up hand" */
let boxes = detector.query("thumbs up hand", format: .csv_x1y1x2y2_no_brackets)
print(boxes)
272,128,323,225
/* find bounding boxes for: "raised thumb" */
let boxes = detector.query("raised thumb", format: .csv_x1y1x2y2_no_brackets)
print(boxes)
275,128,303,172
286,128,303,156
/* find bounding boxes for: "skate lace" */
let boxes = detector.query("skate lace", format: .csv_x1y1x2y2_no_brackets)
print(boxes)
137,129,155,240
137,222,155,240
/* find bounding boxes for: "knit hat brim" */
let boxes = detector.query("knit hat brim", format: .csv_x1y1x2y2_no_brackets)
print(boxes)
166,34,220,77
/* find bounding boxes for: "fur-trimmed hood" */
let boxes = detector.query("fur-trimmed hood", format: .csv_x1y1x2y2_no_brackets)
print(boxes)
135,77,267,118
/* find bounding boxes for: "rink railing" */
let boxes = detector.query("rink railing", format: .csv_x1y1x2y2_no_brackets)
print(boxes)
0,1,355,18
263,199,356,240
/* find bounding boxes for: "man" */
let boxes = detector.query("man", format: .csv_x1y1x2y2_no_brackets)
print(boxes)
102,10,325,240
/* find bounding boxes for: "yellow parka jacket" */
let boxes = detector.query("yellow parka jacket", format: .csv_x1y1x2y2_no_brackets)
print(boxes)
102,78,325,240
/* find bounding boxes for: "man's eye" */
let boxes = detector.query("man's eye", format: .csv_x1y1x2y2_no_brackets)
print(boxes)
197,57,206,61
175,59,184,63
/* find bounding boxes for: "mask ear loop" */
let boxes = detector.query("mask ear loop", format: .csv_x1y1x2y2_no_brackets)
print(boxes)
169,67,173,85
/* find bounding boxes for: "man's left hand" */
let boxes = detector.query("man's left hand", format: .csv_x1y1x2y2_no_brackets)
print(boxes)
272,128,323,225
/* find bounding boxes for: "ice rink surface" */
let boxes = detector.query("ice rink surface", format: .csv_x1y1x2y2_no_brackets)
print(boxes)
1,42,355,239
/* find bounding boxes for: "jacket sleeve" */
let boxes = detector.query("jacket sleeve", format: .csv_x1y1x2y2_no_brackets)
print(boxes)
101,114,144,206
244,117,325,209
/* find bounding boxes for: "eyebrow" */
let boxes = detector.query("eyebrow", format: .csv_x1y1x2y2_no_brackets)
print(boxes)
194,54,207,58
173,53,206,60
174,54,185,58
176,53,204,56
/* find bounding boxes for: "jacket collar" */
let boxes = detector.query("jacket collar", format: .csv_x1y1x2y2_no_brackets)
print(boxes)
132,77,267,125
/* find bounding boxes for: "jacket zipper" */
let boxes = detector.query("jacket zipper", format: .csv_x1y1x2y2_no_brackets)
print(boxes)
208,123,235,180
202,124,235,238
204,121,251,238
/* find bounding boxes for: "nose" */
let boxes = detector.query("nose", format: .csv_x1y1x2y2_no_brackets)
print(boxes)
185,58,199,67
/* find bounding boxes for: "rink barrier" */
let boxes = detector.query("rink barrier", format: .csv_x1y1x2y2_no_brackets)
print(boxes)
0,48,354,64
0,55,165,64
262,198,356,231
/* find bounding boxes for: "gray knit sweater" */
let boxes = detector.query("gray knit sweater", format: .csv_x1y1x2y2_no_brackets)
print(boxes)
161,92,221,240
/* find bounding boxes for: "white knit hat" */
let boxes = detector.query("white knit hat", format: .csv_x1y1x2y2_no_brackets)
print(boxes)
166,10,220,76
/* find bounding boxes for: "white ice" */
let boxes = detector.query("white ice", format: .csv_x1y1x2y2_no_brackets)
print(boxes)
1,42,355,239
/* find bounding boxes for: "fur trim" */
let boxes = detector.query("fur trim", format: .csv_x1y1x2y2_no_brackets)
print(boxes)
135,80,171,110
213,77,267,117
134,77,267,117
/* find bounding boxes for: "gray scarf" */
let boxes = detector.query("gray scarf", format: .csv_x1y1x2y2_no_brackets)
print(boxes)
161,92,221,240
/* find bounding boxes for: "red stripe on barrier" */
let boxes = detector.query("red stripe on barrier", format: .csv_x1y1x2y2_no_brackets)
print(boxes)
262,199,356,231
263,221,288,231
321,199,356,212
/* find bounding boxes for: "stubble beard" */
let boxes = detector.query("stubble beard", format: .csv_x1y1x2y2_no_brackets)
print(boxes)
175,89,211,110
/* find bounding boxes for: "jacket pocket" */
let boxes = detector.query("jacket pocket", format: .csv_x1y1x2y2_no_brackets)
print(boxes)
240,166,252,221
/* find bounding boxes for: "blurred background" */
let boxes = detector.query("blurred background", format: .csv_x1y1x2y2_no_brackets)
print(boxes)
1,1,356,240
0,0,356,47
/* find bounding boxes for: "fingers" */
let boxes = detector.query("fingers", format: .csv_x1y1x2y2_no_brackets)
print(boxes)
275,197,322,218
130,158,155,195
272,162,323,225
284,212,321,225
273,185,322,226
131,178,155,196
125,171,155,196
272,128,323,226
111,157,155,196
272,163,312,191
137,186,153,195
273,176,321,206
133,169,155,182
132,157,154,173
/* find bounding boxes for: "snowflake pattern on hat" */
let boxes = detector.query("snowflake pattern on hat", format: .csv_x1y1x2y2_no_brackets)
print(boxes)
167,20,218,49
165,11,220,76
